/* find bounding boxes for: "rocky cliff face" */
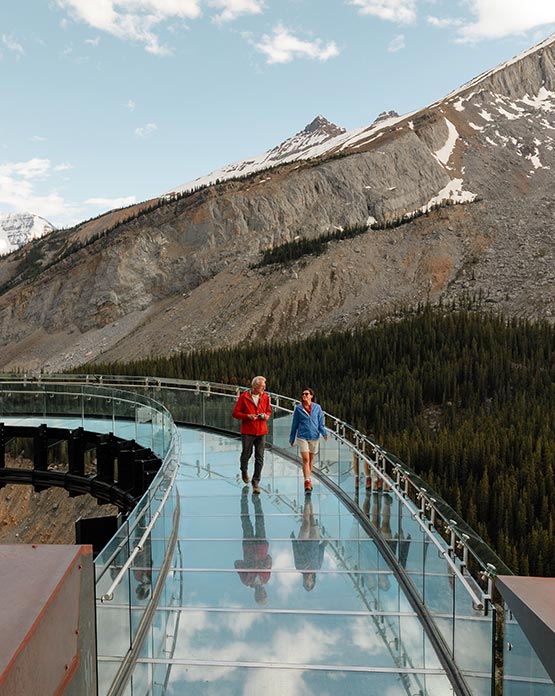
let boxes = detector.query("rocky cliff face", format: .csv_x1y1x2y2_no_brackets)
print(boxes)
1,35,555,371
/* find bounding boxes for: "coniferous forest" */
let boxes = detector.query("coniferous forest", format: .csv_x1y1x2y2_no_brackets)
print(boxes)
81,306,555,577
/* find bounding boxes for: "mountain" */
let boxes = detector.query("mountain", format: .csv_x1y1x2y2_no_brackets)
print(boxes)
1,34,555,371
165,115,346,195
0,212,55,255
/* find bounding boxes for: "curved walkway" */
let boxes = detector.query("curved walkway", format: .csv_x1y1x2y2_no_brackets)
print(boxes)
114,426,454,695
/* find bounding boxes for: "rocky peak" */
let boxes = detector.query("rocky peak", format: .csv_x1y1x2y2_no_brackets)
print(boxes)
372,110,400,124
303,115,346,138
166,115,346,195
0,212,56,256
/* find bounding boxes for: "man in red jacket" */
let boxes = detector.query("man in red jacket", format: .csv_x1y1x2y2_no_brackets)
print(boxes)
232,376,271,494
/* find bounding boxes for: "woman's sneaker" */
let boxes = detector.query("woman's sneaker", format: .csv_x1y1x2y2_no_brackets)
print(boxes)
304,479,313,493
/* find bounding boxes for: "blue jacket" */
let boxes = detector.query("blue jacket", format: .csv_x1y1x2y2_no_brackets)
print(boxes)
289,402,327,443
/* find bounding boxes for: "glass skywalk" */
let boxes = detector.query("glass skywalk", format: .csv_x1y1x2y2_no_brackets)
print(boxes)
121,426,456,695
2,376,552,695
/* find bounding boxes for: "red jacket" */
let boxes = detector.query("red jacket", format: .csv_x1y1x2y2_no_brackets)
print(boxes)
232,390,272,435
234,540,272,586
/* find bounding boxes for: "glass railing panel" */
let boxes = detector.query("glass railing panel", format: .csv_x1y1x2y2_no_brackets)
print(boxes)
336,439,355,489
203,392,239,432
271,410,294,449
96,570,132,653
43,387,83,420
0,386,46,417
95,497,149,578
96,660,122,696
317,435,340,480
452,580,493,672
160,388,205,426
111,396,138,441
151,410,168,457
504,614,555,694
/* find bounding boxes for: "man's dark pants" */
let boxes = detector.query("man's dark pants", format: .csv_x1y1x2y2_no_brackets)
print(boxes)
240,434,266,483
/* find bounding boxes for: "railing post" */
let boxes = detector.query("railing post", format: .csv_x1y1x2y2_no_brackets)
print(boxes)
68,427,85,476
33,424,49,492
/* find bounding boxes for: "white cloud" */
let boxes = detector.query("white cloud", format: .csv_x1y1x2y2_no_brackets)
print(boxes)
453,1,555,41
2,34,25,57
427,15,463,29
54,162,74,172
56,0,202,54
388,33,405,51
209,0,264,23
348,0,417,24
85,195,136,208
134,122,158,137
1,159,51,180
29,135,47,143
84,36,101,46
126,99,136,110
253,24,339,64
0,158,80,221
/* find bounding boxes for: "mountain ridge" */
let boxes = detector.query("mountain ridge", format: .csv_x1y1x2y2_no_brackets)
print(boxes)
1,34,555,371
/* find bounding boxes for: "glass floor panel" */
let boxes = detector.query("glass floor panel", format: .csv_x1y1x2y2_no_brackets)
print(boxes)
111,660,455,696
133,607,443,670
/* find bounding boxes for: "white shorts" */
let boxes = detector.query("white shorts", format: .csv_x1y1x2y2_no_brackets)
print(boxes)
296,438,319,454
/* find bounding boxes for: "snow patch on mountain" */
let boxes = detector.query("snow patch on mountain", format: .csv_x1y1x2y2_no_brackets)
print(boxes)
434,118,459,166
0,213,56,255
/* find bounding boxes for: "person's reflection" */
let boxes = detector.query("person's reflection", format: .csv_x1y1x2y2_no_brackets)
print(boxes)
290,495,326,591
234,487,272,605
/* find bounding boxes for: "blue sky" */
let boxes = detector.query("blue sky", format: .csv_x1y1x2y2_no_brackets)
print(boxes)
1,0,555,228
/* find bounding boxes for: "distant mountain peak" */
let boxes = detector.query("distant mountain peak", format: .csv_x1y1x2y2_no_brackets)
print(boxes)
166,115,347,196
303,115,346,137
372,110,399,125
0,212,56,256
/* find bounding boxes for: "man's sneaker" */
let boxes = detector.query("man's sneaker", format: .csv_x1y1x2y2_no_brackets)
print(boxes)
304,479,312,493
252,482,261,494
241,471,250,484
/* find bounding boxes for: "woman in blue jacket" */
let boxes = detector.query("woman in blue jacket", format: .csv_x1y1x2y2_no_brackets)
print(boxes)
289,388,328,493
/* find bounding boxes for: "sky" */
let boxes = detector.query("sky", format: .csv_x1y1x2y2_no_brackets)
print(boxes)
1,1,555,229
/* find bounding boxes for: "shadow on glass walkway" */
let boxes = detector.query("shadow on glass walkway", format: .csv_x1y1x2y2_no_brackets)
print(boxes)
1,377,554,696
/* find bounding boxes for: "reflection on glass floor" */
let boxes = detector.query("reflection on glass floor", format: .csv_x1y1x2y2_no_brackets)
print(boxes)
113,427,456,696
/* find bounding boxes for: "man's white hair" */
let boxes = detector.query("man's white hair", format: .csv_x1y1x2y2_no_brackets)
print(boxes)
252,375,266,387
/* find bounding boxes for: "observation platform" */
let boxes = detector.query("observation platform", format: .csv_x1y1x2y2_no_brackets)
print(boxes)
1,377,553,695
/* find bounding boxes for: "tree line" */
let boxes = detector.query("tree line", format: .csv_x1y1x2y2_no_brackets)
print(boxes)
79,305,555,576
